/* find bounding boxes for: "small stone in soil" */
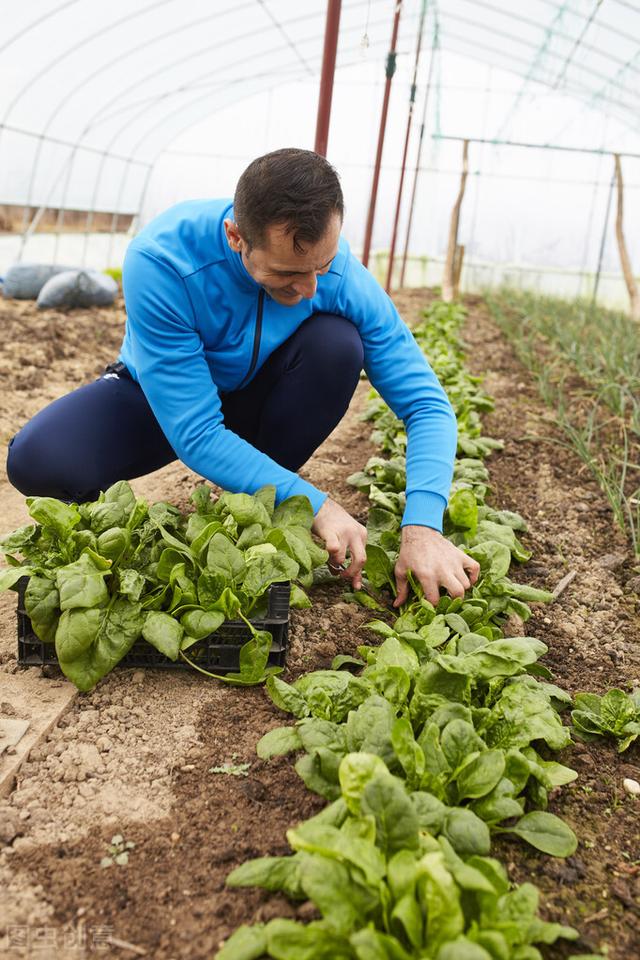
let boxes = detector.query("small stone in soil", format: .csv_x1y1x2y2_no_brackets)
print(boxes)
623,778,640,796
0,813,21,844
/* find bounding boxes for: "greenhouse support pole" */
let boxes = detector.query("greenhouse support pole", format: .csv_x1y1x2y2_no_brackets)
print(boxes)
400,20,438,288
442,139,469,302
362,0,404,269
314,0,342,157
614,153,640,321
592,163,615,308
386,0,427,293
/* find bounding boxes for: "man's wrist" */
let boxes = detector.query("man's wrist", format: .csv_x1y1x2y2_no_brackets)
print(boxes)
401,490,446,531
401,523,443,543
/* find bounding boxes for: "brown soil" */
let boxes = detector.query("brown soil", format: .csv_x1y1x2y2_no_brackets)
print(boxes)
0,291,638,960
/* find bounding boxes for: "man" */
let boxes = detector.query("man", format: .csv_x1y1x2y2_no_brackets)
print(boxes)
7,148,479,606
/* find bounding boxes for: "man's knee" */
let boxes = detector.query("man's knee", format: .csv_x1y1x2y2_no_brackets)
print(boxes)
6,415,95,501
305,313,364,378
7,430,104,501
7,430,45,497
7,427,68,499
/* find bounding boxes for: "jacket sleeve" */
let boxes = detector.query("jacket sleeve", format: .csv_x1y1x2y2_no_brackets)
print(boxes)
121,244,327,512
332,254,457,531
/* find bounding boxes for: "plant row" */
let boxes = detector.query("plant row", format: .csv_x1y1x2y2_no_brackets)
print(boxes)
484,288,640,434
484,289,640,556
216,301,601,960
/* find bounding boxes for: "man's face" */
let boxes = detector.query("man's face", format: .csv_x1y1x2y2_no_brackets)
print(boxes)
224,214,341,306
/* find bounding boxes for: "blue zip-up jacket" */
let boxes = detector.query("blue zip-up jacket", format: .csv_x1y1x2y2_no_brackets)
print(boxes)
120,199,457,530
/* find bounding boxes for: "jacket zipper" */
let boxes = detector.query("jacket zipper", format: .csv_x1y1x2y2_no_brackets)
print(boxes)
238,288,265,390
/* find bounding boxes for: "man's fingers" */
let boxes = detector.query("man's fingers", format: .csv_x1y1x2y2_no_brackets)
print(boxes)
443,575,467,600
415,572,440,606
393,566,409,608
347,557,366,591
347,538,367,573
325,532,346,567
463,556,481,584
457,569,472,591
413,567,470,604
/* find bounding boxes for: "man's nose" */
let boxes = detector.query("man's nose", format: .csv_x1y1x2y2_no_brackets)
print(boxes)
292,272,318,299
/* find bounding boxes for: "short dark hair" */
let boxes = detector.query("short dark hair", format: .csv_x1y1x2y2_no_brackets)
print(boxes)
233,148,344,253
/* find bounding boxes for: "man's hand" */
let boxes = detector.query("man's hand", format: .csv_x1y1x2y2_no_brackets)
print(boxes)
312,498,368,590
394,525,480,608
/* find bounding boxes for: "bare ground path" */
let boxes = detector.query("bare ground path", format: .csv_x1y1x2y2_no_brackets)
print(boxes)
0,291,638,959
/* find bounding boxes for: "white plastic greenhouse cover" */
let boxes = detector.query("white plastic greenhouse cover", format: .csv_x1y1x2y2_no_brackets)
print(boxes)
1,0,639,305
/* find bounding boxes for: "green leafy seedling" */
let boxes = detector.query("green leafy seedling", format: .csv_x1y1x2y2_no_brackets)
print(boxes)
209,754,252,777
100,833,135,868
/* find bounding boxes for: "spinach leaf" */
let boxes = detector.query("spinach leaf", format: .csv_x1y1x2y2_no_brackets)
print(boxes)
56,599,143,691
361,772,420,856
207,532,246,582
501,811,577,857
55,552,110,611
338,752,391,815
257,726,303,760
217,491,272,528
227,854,305,899
448,488,478,534
96,527,130,564
27,497,81,539
364,544,397,593
180,609,224,642
142,611,184,660
0,566,33,591
273,495,314,530
243,551,299,598
24,575,59,643
441,808,491,857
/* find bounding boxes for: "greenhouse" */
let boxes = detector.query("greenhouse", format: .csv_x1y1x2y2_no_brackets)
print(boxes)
0,2,639,959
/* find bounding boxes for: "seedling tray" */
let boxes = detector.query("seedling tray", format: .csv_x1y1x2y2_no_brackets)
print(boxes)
16,578,290,673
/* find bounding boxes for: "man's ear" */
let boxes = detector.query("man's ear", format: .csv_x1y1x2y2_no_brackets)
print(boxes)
223,218,244,253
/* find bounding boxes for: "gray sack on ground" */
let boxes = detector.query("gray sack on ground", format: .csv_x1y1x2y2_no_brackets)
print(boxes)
36,269,119,310
2,263,74,300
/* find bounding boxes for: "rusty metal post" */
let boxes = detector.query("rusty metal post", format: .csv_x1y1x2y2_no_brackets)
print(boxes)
362,1,404,269
399,18,438,288
385,0,427,292
314,0,342,157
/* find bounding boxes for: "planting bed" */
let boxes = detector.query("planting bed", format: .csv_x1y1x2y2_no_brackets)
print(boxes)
0,291,638,959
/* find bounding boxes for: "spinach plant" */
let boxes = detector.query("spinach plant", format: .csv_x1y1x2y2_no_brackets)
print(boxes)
572,688,640,752
219,752,579,959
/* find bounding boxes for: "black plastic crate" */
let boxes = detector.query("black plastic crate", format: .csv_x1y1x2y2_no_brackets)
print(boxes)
16,577,290,673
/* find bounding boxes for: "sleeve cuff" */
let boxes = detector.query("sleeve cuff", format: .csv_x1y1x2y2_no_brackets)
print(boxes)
401,491,447,532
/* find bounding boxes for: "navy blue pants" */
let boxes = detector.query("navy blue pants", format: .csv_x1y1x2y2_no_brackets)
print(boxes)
7,313,364,502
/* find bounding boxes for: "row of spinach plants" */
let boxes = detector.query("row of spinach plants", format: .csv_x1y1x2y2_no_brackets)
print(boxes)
216,301,600,960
